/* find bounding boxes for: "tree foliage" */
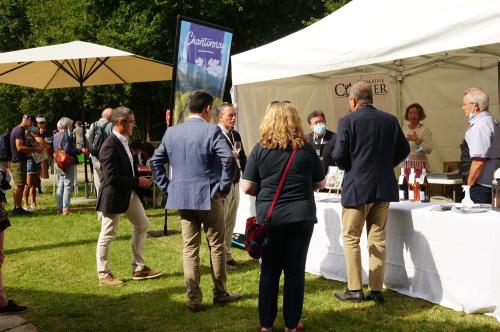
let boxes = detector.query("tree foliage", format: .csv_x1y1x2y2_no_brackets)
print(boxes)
0,0,350,139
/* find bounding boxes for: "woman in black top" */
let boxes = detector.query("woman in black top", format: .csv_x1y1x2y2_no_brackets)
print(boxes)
241,101,325,332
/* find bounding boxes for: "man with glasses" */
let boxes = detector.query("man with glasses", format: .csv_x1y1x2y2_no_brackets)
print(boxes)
462,87,500,203
95,107,162,286
217,103,247,269
306,110,337,176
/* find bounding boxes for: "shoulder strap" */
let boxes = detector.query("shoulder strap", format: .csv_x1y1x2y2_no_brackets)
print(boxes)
264,146,298,224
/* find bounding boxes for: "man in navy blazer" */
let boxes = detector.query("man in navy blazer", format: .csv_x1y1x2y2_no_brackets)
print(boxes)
96,107,162,286
151,91,240,312
331,81,409,304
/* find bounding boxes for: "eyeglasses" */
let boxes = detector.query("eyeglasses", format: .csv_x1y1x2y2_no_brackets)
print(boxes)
123,119,136,125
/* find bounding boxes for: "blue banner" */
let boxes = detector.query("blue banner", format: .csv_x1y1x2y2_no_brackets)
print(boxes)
173,18,233,123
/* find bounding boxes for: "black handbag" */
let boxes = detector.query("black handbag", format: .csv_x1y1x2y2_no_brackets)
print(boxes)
244,147,298,259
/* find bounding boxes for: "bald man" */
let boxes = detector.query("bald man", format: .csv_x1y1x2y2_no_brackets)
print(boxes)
87,108,113,196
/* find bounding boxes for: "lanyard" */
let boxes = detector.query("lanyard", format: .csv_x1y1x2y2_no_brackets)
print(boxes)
221,130,236,149
314,134,324,145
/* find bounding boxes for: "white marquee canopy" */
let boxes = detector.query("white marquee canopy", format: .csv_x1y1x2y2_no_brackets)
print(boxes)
231,0,500,172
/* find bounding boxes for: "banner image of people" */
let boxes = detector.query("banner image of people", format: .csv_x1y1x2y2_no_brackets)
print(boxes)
172,16,233,124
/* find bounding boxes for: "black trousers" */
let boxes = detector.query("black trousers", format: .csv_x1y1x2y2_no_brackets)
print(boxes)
259,221,314,329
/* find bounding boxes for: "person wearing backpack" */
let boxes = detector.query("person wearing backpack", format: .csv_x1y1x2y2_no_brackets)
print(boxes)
9,115,43,216
87,108,113,197
0,128,12,168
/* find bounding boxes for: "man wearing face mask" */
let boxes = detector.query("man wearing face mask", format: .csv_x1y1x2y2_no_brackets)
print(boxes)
462,87,500,203
306,110,337,176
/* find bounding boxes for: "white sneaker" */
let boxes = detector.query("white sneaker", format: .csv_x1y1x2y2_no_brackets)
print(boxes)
23,206,33,212
30,205,43,210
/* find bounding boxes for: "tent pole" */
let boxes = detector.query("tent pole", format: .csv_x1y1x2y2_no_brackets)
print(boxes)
395,60,404,124
80,81,90,198
497,62,500,118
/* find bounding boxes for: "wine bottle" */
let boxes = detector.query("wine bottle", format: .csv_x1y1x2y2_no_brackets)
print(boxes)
419,168,430,202
398,168,408,201
408,168,416,201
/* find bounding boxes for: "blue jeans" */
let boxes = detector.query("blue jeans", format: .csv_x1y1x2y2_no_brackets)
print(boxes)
259,221,314,329
56,165,75,210
470,183,491,204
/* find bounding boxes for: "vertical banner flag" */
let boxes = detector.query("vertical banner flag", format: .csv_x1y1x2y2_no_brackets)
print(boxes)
171,16,233,124
331,72,391,117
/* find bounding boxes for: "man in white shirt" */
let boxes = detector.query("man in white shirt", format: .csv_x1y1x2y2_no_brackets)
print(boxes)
216,103,247,269
95,107,162,286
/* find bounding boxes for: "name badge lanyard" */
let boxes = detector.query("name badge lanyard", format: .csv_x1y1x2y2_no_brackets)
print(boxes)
222,130,241,169
314,135,324,159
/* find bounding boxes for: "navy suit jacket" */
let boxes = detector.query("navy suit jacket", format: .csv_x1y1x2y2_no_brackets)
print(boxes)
96,134,140,214
331,105,409,207
151,117,235,210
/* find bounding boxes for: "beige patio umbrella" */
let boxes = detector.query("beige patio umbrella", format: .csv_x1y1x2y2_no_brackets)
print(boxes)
0,40,173,197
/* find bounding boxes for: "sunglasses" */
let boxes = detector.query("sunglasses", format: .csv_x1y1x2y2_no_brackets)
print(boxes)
270,100,291,104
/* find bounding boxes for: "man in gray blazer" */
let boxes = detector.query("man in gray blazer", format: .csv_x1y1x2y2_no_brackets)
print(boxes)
151,91,240,312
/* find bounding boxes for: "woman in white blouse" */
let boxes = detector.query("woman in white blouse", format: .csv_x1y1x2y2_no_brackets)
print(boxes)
403,103,433,177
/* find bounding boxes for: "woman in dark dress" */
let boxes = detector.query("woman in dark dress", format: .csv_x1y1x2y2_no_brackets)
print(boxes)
241,101,325,332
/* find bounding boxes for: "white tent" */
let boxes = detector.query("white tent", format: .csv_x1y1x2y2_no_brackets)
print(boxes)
231,0,500,172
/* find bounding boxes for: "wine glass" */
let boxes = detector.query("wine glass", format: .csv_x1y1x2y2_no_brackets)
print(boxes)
234,141,242,154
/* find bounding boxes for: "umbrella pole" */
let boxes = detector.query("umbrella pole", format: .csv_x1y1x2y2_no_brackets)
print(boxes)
80,82,90,198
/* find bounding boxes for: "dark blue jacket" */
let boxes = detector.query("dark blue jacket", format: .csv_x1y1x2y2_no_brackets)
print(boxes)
331,105,409,207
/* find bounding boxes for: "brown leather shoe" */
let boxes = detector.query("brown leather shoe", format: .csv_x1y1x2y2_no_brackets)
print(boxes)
186,302,203,312
99,273,124,286
213,292,242,305
132,266,163,280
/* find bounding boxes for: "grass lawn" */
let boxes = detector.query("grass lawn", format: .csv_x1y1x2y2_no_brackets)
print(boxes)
3,186,500,331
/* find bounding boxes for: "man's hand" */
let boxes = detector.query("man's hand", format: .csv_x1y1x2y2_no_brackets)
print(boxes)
138,176,153,189
80,147,90,155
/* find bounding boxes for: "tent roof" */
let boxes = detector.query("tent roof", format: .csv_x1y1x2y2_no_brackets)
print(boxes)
0,41,172,89
232,0,500,86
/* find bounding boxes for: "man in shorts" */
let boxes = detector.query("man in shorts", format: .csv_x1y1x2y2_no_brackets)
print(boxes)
9,115,43,216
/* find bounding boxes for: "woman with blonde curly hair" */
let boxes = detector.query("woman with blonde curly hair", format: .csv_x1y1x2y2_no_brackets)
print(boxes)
241,101,325,332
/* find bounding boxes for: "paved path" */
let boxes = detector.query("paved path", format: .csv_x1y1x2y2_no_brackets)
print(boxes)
0,314,37,331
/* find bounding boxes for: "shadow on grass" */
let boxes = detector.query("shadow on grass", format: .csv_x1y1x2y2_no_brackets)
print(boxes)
9,277,499,332
5,234,132,255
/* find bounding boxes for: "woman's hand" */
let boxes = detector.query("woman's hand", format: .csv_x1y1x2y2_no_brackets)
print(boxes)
406,132,422,145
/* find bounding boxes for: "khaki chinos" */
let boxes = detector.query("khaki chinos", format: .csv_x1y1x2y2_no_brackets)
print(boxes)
179,195,227,305
223,182,239,262
342,202,389,291
96,191,149,278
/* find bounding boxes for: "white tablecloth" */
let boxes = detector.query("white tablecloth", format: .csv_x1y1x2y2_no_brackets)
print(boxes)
235,190,500,322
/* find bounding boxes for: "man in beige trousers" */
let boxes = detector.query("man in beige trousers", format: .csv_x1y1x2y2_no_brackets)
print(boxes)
216,103,247,269
331,81,409,303
151,91,241,312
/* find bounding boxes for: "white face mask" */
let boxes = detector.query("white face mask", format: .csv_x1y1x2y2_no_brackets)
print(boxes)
468,111,475,122
313,123,326,135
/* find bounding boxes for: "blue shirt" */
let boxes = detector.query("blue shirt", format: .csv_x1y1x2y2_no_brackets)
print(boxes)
465,111,500,186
